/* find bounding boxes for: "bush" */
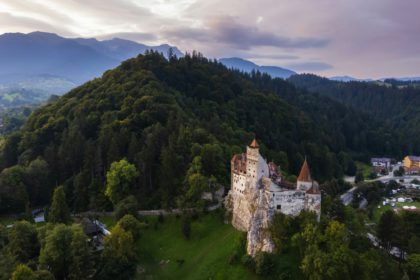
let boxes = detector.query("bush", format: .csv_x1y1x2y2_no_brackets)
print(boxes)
116,214,143,240
254,252,276,276
241,254,255,271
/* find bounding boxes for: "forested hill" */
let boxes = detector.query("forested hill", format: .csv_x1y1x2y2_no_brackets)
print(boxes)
288,74,420,153
0,52,400,213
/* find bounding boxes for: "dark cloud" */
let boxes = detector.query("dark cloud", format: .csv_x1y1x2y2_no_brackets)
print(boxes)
163,16,328,50
286,62,333,72
210,16,329,49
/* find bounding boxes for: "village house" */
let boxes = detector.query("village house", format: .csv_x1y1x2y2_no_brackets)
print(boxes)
371,157,392,173
403,155,420,174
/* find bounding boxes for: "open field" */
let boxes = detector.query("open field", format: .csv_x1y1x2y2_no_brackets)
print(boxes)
136,213,258,280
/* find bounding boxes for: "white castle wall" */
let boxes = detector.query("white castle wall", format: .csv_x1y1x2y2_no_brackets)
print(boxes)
272,190,306,216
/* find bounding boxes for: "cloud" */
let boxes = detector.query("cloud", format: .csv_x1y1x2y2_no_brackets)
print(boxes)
286,62,333,72
163,16,329,50
0,12,74,36
0,0,420,77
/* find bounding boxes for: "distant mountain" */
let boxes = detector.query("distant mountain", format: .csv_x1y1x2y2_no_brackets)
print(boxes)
382,77,420,82
0,31,183,84
219,57,296,79
0,31,183,108
329,76,373,82
330,76,358,82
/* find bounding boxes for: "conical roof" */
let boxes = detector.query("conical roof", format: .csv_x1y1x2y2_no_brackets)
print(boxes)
249,138,259,148
297,159,311,182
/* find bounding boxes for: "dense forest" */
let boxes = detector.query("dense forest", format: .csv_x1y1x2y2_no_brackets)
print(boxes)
289,74,420,154
1,52,420,280
0,52,407,214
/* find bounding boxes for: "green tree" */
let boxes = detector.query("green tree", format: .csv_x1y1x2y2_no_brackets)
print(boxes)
0,165,28,213
24,157,51,206
407,254,420,280
355,171,364,184
8,221,39,263
39,224,91,280
97,225,137,280
105,159,139,205
269,212,292,253
114,195,139,220
11,264,36,280
48,186,71,224
377,210,402,252
254,252,275,276
69,225,91,280
34,270,55,280
299,221,354,280
116,214,143,241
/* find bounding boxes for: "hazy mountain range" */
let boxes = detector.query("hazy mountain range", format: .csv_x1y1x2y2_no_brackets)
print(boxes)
0,31,184,108
0,31,419,109
330,75,420,82
218,57,296,79
0,31,183,85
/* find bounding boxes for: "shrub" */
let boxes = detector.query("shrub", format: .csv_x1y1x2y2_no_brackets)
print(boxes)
254,252,276,276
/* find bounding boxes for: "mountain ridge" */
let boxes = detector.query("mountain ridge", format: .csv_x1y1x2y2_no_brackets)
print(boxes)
218,57,296,79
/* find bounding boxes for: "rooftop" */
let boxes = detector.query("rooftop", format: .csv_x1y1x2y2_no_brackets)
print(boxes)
249,138,259,148
297,159,312,182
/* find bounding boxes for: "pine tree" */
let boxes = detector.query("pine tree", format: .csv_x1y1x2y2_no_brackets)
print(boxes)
49,186,71,224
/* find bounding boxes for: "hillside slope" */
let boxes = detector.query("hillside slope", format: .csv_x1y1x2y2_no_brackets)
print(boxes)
0,53,399,213
288,74,420,153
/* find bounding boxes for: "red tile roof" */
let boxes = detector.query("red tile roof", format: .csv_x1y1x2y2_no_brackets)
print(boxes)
249,138,259,148
298,159,312,182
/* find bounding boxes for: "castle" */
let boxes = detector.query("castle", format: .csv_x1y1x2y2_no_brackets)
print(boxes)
225,139,321,256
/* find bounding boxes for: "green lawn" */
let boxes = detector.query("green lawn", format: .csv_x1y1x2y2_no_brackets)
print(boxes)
136,213,258,280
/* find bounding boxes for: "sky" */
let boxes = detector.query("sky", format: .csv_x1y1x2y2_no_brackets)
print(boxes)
0,0,419,78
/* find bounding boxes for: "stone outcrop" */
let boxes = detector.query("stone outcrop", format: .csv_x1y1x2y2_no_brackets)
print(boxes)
246,189,275,256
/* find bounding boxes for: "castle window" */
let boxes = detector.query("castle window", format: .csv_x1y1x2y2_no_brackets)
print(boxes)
276,205,281,210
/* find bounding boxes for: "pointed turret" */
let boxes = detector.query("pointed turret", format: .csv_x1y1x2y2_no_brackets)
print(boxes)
249,138,259,148
297,159,311,182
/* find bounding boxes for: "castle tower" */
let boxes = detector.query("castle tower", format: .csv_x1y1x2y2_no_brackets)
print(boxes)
297,158,313,191
305,182,321,221
246,139,261,187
